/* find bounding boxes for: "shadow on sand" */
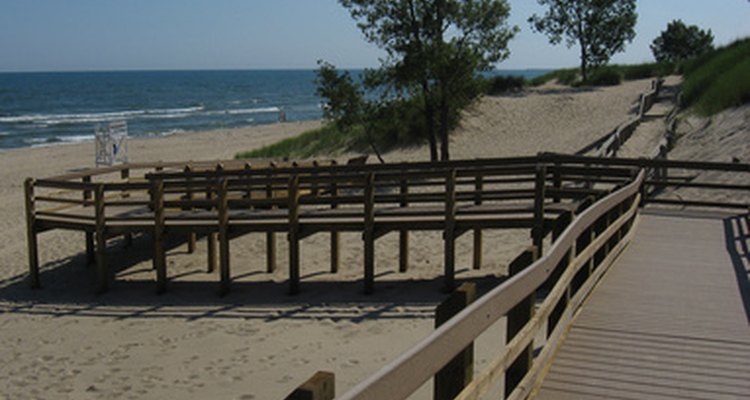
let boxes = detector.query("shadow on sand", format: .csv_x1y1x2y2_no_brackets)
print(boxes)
724,213,750,323
0,233,507,323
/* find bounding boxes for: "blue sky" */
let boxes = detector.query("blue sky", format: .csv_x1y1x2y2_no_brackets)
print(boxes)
1,0,748,72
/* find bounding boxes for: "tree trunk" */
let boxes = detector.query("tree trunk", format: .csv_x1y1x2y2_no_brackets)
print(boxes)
580,43,588,83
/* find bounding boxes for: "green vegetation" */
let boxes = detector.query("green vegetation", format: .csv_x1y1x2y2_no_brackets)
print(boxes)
529,0,637,82
483,75,527,95
681,38,750,115
651,20,714,63
529,68,579,86
235,124,356,159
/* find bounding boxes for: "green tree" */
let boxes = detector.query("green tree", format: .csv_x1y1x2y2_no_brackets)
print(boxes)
339,0,517,161
315,61,365,130
529,0,637,82
651,20,714,63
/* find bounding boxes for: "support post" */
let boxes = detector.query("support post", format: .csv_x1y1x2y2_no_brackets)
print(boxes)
329,162,340,274
505,246,538,397
94,184,108,293
532,165,547,257
218,178,231,296
434,282,476,400
288,174,301,295
185,164,196,254
266,164,277,274
83,175,95,266
363,172,376,294
153,179,167,294
399,176,409,273
443,169,457,293
473,174,483,270
285,371,335,400
552,162,562,203
207,189,217,274
25,178,40,289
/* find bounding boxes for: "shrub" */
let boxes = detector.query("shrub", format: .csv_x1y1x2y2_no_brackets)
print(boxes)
681,38,750,113
584,67,622,86
484,75,526,95
620,62,675,80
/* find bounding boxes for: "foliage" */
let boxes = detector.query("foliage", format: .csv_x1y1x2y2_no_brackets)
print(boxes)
584,66,622,86
484,75,526,95
681,38,750,115
235,124,360,159
529,0,637,82
651,20,714,63
338,0,518,161
315,61,365,129
618,61,675,80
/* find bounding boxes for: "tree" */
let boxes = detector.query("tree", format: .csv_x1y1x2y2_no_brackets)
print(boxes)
339,0,517,161
315,61,365,130
529,0,637,82
651,20,714,63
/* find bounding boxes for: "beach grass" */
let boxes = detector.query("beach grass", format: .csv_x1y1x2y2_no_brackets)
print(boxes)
236,123,358,159
681,38,750,115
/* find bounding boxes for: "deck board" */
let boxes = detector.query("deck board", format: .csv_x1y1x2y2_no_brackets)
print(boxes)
536,211,750,399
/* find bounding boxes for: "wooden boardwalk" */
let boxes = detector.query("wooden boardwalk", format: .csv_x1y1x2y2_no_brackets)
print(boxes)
535,211,750,399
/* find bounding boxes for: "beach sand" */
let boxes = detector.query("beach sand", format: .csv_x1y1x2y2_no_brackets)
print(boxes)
0,78,711,399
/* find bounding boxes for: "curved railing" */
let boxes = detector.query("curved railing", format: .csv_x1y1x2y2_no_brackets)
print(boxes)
336,169,644,400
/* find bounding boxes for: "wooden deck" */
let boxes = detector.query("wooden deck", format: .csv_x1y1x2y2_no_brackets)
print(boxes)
535,211,750,399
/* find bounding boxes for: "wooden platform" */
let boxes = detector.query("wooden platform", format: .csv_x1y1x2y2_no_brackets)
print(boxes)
535,211,750,399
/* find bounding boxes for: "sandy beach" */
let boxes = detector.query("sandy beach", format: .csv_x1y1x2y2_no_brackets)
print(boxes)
1,77,729,399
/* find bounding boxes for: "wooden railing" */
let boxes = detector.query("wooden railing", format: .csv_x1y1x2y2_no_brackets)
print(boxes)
334,170,644,400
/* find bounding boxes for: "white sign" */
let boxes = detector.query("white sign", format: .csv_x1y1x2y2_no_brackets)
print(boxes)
95,121,128,166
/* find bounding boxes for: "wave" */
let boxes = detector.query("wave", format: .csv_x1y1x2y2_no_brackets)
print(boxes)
0,106,205,125
0,105,285,126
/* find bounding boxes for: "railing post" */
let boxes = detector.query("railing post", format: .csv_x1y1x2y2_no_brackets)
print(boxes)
153,178,167,294
285,371,335,400
532,165,547,257
267,163,277,274
473,174,483,270
434,282,476,400
399,176,409,273
552,162,562,203
330,161,340,274
82,175,95,266
288,174,301,295
363,172,376,295
120,167,133,248
218,178,231,296
506,246,538,397
185,163,196,254
94,184,108,293
444,169,457,293
25,178,40,289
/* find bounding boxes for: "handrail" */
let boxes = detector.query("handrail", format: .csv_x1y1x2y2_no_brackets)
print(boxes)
336,169,645,400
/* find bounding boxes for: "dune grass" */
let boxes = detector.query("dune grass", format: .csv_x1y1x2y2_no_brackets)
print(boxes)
235,124,358,159
681,38,750,116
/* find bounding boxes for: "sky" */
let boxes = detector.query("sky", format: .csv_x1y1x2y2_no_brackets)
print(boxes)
0,0,748,72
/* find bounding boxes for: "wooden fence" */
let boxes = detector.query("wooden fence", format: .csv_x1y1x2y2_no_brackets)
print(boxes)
26,155,636,295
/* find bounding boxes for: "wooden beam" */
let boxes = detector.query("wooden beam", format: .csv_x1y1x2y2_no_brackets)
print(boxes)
218,178,231,296
185,164,196,254
532,165,547,257
399,177,409,273
82,175,95,266
152,179,167,294
286,371,335,400
267,163,277,274
363,172,376,294
288,174,301,295
94,184,108,293
330,163,340,274
506,246,538,397
444,169,457,293
434,282,476,400
25,178,40,289
473,174,483,270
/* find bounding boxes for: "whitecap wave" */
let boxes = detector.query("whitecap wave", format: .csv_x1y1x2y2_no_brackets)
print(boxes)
0,106,205,125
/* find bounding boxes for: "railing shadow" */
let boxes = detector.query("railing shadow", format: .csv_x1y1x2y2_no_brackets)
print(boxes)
0,236,506,322
723,213,750,323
